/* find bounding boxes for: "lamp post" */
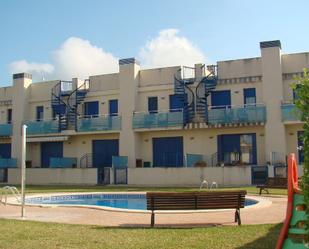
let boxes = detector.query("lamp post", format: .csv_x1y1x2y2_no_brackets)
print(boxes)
21,124,27,218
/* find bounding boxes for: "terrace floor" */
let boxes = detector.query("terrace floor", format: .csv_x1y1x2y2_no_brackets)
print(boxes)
0,194,286,227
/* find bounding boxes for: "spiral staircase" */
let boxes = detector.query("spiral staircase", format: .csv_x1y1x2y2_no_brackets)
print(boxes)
51,79,89,131
174,65,218,128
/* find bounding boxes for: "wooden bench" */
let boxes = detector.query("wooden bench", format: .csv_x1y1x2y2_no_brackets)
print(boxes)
146,191,247,227
257,177,287,195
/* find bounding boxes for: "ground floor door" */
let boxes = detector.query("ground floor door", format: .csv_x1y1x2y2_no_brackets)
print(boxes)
152,137,183,167
41,142,63,168
0,143,11,158
217,133,257,165
92,139,119,168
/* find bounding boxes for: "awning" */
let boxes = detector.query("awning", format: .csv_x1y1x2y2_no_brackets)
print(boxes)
27,136,69,142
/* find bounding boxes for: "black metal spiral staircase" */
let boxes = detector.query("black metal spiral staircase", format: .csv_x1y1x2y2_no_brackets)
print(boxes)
195,66,218,123
174,65,217,126
174,68,195,125
51,79,89,131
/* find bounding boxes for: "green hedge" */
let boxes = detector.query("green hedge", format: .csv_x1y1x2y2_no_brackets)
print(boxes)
293,69,309,239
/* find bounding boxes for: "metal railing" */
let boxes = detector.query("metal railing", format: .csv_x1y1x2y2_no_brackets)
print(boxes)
0,186,21,205
77,114,121,132
24,119,59,134
133,109,184,129
0,123,12,136
49,157,77,168
281,103,302,122
208,103,266,125
0,158,17,168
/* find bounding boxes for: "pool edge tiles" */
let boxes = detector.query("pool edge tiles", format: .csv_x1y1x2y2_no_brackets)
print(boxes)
5,192,269,214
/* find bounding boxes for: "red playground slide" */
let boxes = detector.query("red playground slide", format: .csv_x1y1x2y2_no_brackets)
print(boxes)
276,153,307,249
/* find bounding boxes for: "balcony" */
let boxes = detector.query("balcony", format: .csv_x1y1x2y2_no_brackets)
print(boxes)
0,124,12,136
25,120,59,135
208,104,266,125
281,103,302,122
77,115,121,132
50,157,77,168
133,110,184,129
0,158,17,168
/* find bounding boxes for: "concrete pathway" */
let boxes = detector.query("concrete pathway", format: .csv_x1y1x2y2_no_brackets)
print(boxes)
0,194,287,227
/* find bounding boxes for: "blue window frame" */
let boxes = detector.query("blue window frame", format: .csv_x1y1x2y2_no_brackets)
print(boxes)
92,139,119,168
52,104,66,119
84,101,99,118
41,142,63,168
243,88,256,105
217,133,257,165
7,109,12,124
109,99,118,116
148,97,158,113
153,137,183,167
36,106,44,121
0,144,11,158
298,131,304,164
211,90,231,109
169,94,183,112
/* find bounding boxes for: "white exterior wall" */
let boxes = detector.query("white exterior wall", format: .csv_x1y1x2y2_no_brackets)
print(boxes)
8,168,97,185
127,167,252,186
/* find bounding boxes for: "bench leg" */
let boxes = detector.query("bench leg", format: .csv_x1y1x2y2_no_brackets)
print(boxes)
235,209,241,225
151,211,155,227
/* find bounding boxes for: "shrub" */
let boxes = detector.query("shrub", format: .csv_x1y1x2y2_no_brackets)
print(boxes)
293,69,309,238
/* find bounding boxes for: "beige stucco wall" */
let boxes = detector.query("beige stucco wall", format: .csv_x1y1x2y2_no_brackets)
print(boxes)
8,168,97,185
281,52,309,73
217,57,262,79
139,66,179,87
127,167,252,186
138,126,265,166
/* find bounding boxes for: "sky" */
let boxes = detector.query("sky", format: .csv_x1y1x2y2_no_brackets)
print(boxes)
0,0,308,85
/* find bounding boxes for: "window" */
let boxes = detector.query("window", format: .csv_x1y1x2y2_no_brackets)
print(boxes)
109,99,118,116
7,109,12,124
84,101,99,118
211,90,231,109
169,95,183,112
293,85,301,103
243,88,256,106
148,97,158,113
36,106,44,121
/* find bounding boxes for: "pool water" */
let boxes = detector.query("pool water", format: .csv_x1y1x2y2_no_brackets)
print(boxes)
26,194,258,210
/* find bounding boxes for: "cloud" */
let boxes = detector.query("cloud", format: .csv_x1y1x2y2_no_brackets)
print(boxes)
9,37,118,81
51,37,118,80
9,60,54,80
138,29,206,68
9,30,206,81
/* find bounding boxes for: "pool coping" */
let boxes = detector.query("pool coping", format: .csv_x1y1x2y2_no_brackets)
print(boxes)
3,192,272,214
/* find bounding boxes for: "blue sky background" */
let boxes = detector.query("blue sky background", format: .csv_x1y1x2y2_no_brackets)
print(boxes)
0,0,308,85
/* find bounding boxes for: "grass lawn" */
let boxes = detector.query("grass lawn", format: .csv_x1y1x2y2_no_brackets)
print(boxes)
14,185,286,195
0,219,282,249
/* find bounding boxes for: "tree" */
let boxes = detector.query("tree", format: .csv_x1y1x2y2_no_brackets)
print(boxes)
293,69,309,238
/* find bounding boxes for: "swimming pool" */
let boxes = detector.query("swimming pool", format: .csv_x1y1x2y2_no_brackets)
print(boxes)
26,193,258,210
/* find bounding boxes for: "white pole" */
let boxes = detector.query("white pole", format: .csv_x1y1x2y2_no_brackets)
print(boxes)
21,124,27,218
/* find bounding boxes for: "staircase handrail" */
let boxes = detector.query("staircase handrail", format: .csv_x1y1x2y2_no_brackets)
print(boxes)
0,186,21,205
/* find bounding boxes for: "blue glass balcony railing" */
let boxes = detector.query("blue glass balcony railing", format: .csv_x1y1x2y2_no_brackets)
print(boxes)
132,110,184,129
0,124,12,136
50,157,77,168
0,158,17,168
25,120,59,135
281,104,302,122
208,104,266,125
77,115,121,132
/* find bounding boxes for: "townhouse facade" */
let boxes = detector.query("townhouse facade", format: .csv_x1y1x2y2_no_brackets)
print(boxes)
0,40,305,186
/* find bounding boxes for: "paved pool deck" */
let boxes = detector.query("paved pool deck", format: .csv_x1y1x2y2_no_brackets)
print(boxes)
0,193,287,227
